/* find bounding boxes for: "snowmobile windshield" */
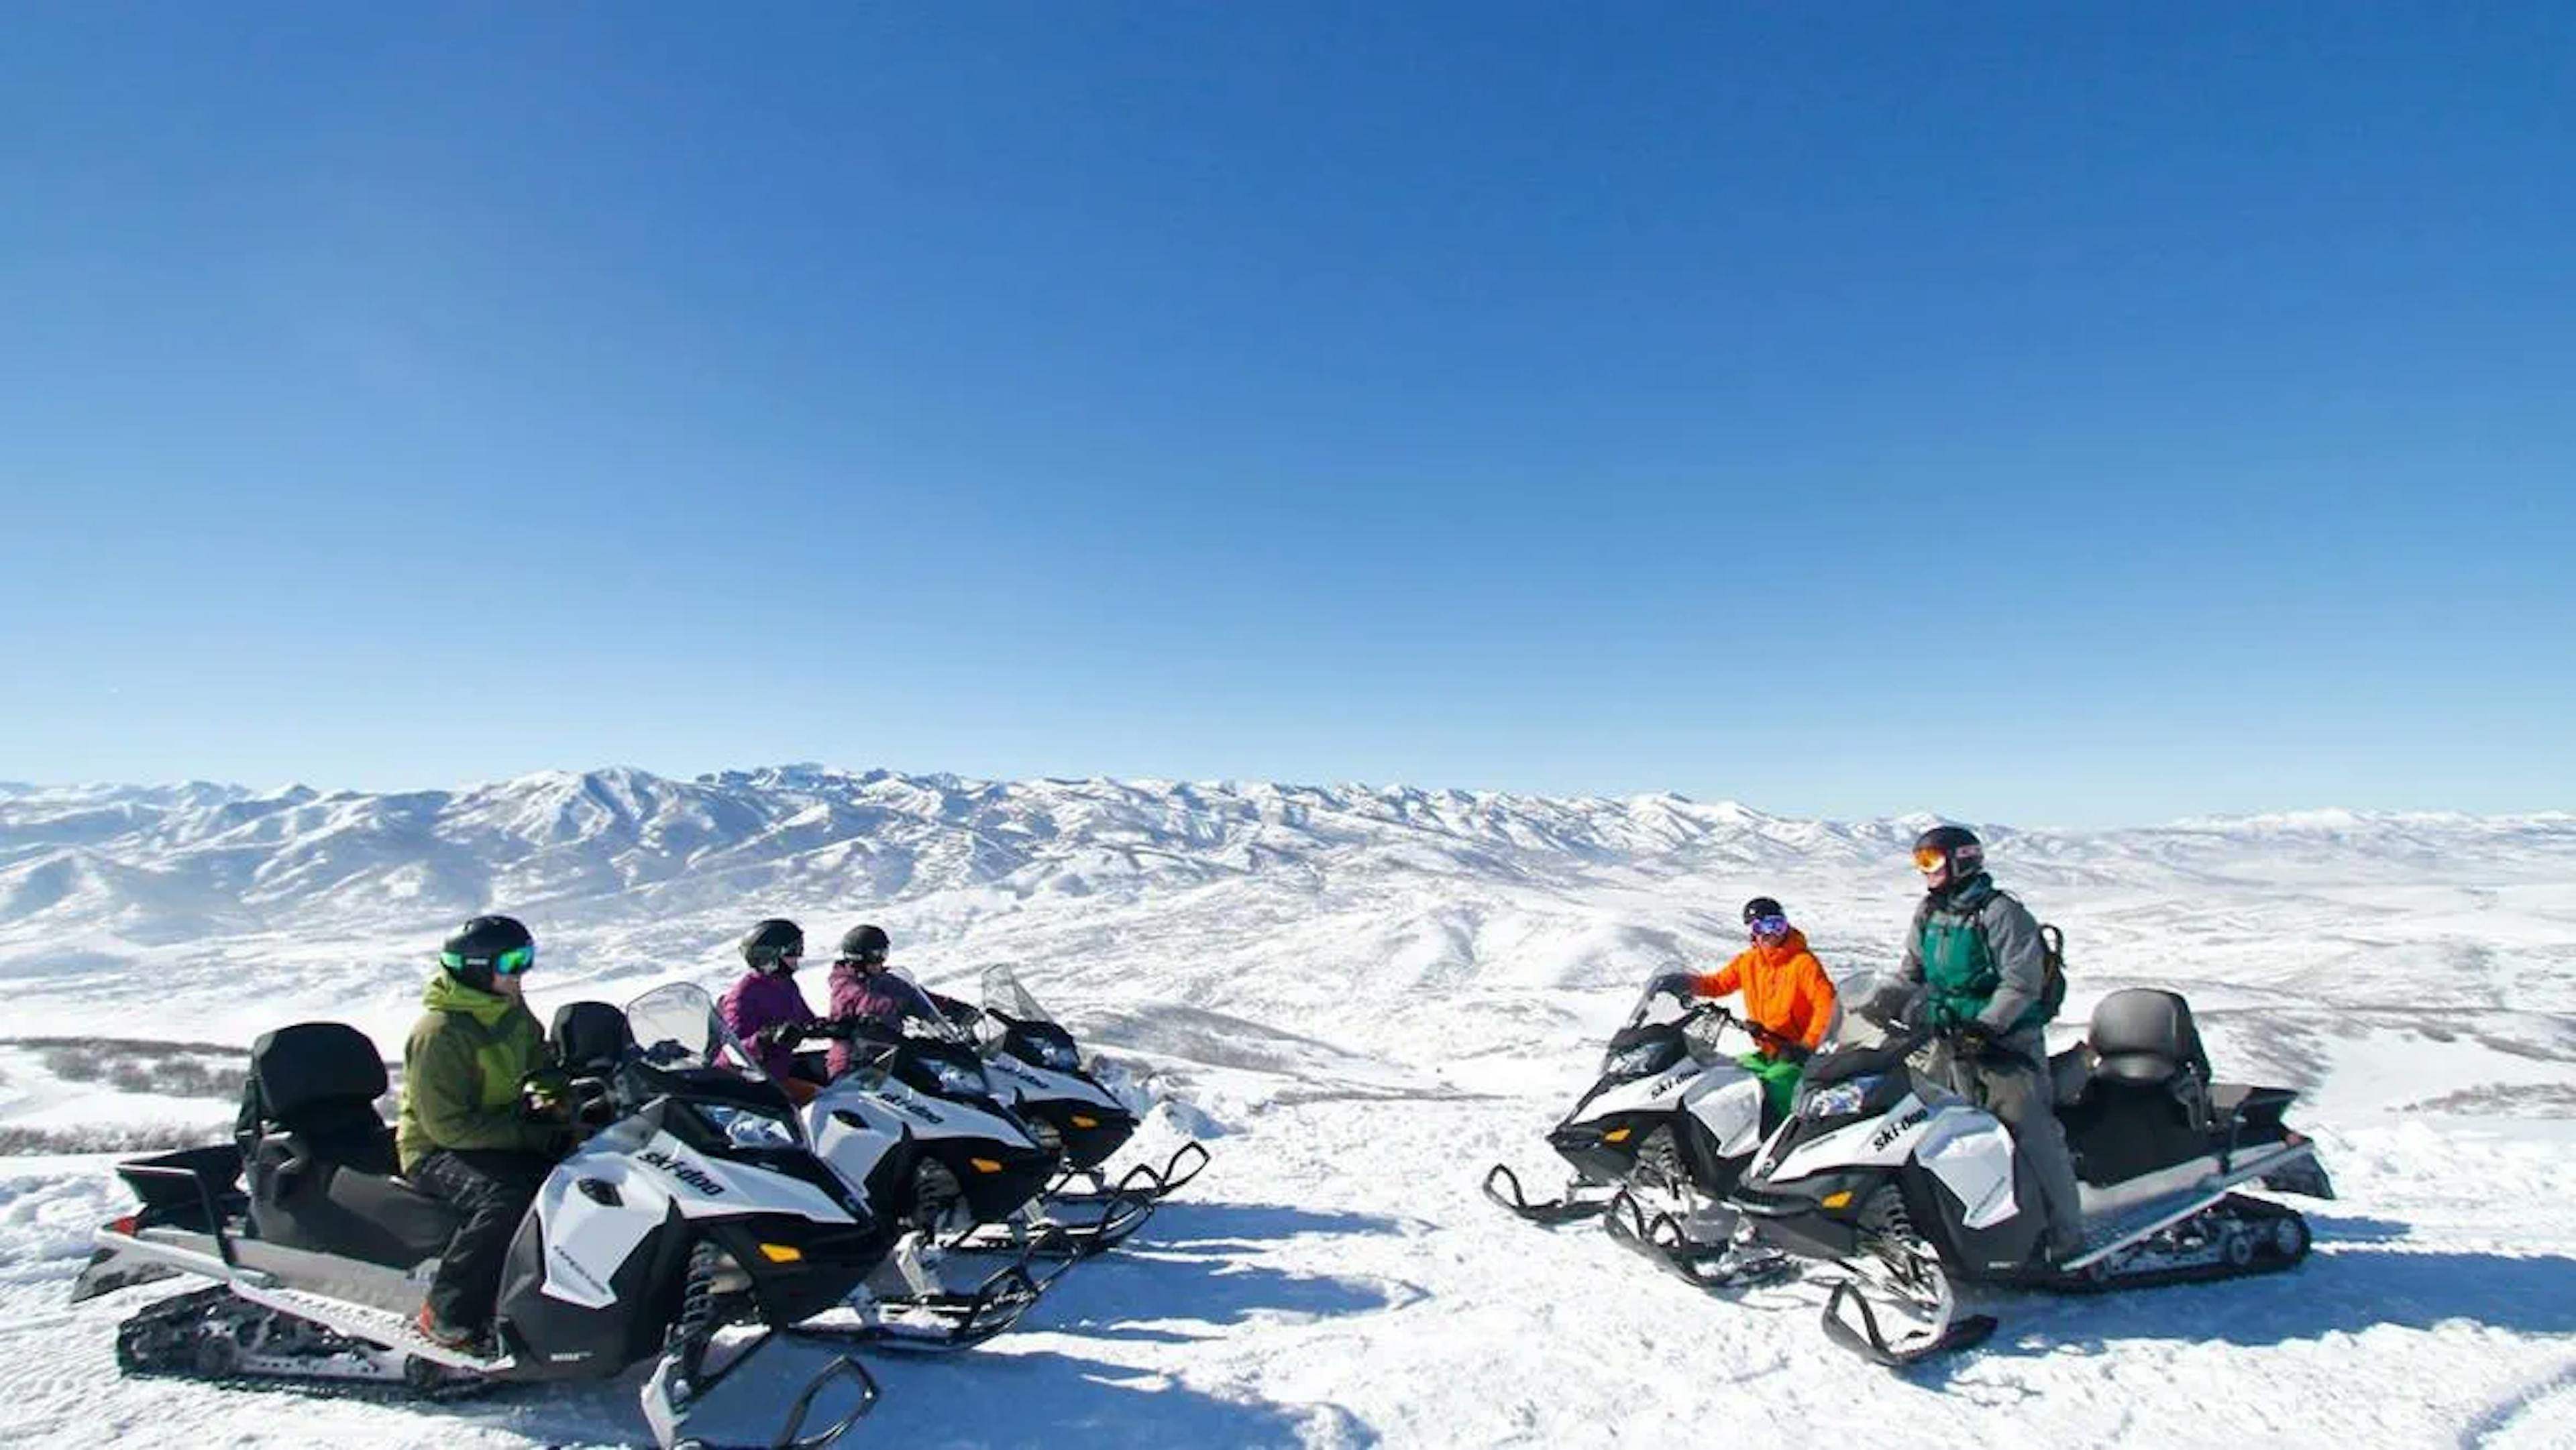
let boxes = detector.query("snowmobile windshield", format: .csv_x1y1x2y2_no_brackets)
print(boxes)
627,982,769,1082
982,964,1057,1024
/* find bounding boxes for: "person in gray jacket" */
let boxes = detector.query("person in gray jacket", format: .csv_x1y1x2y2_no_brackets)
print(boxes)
1871,824,2086,1264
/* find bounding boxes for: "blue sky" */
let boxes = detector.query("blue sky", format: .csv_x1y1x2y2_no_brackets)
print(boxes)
2,3,2570,826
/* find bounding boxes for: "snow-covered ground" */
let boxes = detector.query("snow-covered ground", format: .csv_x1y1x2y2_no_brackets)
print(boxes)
2,769,2572,1447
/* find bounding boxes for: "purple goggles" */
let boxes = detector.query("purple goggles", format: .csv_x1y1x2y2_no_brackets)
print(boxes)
1748,915,1791,940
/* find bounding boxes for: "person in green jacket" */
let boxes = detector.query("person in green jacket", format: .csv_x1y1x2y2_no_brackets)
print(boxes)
1874,825,2086,1265
398,913,563,1349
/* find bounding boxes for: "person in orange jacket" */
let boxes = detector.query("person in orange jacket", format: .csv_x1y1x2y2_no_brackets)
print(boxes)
1650,897,1839,1120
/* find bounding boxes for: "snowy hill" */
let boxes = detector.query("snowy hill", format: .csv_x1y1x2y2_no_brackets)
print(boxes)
2,767,2573,1447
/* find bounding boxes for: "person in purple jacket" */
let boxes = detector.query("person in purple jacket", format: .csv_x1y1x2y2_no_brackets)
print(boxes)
718,917,821,1102
824,924,941,1080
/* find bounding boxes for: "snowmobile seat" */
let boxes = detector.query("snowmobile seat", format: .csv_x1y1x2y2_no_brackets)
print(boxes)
2086,989,2212,1089
239,1021,459,1270
549,1000,634,1074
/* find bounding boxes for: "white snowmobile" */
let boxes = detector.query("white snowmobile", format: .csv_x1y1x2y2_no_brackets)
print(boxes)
786,977,1153,1271
967,966,1210,1207
1729,986,2337,1365
73,983,887,1449
1482,978,1798,1289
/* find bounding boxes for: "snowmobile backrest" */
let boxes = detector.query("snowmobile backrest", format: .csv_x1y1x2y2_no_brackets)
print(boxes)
242,1021,396,1176
551,999,635,1073
2086,989,2211,1086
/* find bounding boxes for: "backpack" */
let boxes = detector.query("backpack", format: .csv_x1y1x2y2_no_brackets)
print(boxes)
2035,922,2069,1023
1967,890,2068,1028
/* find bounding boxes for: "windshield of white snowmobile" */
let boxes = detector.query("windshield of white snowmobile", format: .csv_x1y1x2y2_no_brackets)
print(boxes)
879,968,976,1046
1617,974,1762,1056
981,964,1057,1024
625,982,771,1082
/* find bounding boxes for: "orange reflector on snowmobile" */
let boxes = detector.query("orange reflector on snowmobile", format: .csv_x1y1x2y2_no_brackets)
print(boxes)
1603,1127,1631,1144
969,1158,1004,1174
1821,1190,1854,1210
757,1242,804,1264
1071,1115,1099,1129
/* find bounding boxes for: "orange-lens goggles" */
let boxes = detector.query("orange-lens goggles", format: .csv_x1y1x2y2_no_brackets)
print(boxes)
1913,846,1947,871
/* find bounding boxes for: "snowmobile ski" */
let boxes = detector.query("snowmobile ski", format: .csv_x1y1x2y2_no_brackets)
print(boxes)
1819,1278,1998,1367
1481,1163,1613,1225
1601,1188,1798,1291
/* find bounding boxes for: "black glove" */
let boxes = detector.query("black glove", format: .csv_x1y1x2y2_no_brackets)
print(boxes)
1774,1038,1813,1064
1951,1021,1999,1058
751,1021,803,1050
1647,972,1697,1002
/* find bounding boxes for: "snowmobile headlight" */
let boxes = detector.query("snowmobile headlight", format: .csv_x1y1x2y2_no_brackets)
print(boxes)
930,1060,990,1097
1036,1040,1081,1071
1603,1044,1669,1079
1802,1075,1880,1120
699,1102,800,1150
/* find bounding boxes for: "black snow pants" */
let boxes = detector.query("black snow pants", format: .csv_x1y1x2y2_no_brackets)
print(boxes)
413,1148,553,1331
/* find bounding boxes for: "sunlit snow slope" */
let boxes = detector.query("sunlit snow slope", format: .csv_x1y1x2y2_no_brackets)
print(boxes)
1,768,2571,1448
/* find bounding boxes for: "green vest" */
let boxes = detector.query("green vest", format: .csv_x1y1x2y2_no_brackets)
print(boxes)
1919,889,2047,1035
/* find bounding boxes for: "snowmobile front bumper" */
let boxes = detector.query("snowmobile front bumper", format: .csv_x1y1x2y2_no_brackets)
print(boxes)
1729,1172,1880,1262
1546,1121,1645,1185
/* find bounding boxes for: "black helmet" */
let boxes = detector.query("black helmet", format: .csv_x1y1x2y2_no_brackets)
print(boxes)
837,924,890,965
1911,824,1986,892
440,914,534,993
1741,896,1786,925
739,918,804,974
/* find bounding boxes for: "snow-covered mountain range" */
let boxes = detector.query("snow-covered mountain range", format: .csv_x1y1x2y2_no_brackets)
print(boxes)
3,767,2573,1447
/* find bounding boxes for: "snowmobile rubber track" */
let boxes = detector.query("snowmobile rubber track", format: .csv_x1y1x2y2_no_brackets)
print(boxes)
2045,1193,2312,1294
113,1286,497,1402
1481,1164,1612,1225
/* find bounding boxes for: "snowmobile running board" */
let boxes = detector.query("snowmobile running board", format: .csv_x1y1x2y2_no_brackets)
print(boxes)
2061,1141,2326,1273
1481,1164,1612,1225
1820,1279,1998,1368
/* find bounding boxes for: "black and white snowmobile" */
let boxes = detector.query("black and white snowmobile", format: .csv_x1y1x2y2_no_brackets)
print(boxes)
73,983,888,1449
793,984,1151,1269
968,966,1210,1206
1482,979,1798,1290
1729,986,2337,1366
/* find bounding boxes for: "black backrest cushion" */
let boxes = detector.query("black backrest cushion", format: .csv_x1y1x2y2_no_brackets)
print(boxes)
2088,989,2210,1082
249,1022,389,1124
551,1000,633,1072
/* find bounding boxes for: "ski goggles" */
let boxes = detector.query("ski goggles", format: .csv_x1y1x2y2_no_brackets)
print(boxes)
1748,914,1791,941
841,948,889,967
441,943,536,977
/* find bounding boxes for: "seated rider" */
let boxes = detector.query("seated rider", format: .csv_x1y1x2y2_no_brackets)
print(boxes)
397,914,570,1351
822,924,947,1079
1652,897,1839,1122
718,917,822,1104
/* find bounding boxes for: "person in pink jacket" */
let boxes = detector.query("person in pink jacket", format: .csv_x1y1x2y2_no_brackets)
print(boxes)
824,924,943,1079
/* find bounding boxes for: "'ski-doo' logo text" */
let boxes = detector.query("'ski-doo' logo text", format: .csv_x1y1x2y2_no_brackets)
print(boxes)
1870,1106,1930,1152
639,1149,727,1196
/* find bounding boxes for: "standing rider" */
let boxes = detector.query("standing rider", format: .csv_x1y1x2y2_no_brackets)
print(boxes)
397,914,566,1351
719,917,823,1103
1651,897,1839,1121
1885,824,2086,1266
